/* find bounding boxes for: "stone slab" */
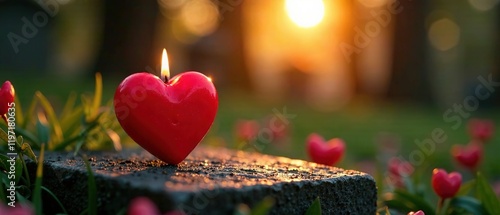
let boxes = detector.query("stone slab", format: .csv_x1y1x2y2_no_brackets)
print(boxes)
28,146,377,214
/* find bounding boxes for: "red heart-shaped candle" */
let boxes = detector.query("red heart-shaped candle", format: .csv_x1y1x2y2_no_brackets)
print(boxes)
451,143,482,170
431,168,462,199
306,133,345,166
114,72,217,164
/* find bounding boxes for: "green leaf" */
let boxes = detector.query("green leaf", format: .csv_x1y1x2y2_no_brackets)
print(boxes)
60,91,77,120
13,127,39,148
383,190,435,215
250,196,274,215
305,197,321,215
448,196,488,215
21,94,38,129
457,179,476,196
476,172,500,215
0,178,5,203
41,186,69,214
21,142,37,162
14,156,23,184
0,126,8,143
74,139,85,156
35,91,63,144
402,175,415,194
19,156,31,187
89,73,102,122
60,107,83,135
36,111,51,145
384,197,413,213
32,144,45,215
14,95,24,127
82,154,97,215
0,154,9,170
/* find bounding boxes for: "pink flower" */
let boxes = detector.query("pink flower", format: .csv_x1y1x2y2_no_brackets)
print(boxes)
265,114,289,142
306,133,345,166
128,197,185,215
492,181,500,198
0,203,34,215
408,210,425,215
128,197,161,215
235,120,260,142
388,157,414,177
432,169,462,199
451,142,482,170
468,118,494,142
0,81,15,121
387,157,414,187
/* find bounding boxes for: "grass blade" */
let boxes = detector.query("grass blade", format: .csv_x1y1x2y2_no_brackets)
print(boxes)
35,91,63,144
457,179,476,196
14,95,24,126
60,107,83,135
305,197,321,215
89,73,102,122
476,172,500,215
250,196,275,215
0,123,40,149
37,111,51,146
0,126,8,143
21,94,38,129
82,154,97,215
33,144,45,214
449,196,488,215
60,91,77,120
41,186,69,214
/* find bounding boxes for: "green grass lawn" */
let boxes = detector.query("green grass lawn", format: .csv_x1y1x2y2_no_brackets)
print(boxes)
215,94,499,173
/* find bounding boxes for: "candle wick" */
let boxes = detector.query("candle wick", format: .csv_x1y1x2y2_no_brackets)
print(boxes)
162,75,169,82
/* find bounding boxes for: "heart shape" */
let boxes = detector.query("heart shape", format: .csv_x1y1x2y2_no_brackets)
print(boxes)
431,168,462,199
114,72,218,164
306,133,345,166
468,119,494,142
451,143,482,170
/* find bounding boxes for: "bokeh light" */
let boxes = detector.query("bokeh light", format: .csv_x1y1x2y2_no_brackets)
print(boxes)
357,0,388,8
468,0,499,11
180,0,219,37
428,18,460,51
285,0,325,28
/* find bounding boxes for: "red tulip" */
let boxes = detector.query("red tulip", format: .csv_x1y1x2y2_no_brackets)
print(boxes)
468,118,494,142
306,133,345,166
235,120,260,142
432,168,462,199
0,81,15,121
451,143,482,170
408,210,425,215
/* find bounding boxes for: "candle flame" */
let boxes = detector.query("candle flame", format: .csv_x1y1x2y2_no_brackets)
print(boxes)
207,76,213,82
161,49,170,81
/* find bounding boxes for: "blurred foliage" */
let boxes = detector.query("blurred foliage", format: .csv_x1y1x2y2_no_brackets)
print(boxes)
0,73,125,154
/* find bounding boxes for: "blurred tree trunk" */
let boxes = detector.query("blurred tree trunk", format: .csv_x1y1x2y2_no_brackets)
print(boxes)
94,0,159,77
387,0,433,103
495,6,500,106
218,4,251,91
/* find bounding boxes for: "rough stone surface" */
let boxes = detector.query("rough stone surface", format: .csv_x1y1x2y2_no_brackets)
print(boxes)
28,146,377,214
